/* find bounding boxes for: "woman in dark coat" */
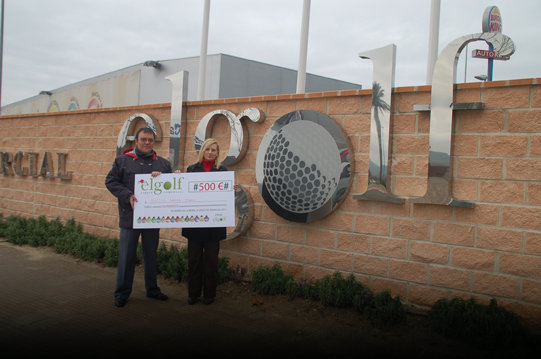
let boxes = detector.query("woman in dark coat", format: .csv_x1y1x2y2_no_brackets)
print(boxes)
182,138,234,305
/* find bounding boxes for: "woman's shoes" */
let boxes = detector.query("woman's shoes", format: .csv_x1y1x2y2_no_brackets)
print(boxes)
188,297,214,305
203,297,214,305
188,297,199,305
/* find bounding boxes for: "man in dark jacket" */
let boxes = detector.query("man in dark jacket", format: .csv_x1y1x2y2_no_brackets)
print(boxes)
105,127,171,307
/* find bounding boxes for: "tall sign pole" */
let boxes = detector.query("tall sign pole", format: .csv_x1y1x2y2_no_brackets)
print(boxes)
197,0,211,100
426,0,440,84
296,0,311,94
0,0,4,112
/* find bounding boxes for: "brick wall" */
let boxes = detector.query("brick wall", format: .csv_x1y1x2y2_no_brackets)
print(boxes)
1,79,540,322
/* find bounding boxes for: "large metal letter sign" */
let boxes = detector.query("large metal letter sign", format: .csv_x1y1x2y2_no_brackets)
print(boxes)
257,110,353,222
166,71,189,171
412,32,515,206
116,113,162,156
194,108,263,166
354,44,402,204
227,185,254,240
193,108,261,239
111,28,516,234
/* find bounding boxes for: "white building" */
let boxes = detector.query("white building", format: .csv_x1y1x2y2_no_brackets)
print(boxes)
1,54,360,115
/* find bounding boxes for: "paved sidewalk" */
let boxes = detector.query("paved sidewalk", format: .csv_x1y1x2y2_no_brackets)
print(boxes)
1,240,380,358
3,240,532,358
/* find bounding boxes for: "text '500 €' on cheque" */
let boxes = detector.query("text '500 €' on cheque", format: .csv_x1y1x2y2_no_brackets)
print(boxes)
133,171,235,229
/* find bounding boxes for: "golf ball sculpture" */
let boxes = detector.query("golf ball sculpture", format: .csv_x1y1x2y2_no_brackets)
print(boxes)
256,110,352,222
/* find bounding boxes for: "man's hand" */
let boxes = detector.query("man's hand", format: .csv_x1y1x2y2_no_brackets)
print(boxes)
130,194,138,209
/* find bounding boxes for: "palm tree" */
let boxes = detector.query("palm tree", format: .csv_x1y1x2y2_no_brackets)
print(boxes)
371,81,391,185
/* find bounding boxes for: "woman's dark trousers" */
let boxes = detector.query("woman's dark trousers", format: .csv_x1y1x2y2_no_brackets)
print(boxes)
188,238,220,299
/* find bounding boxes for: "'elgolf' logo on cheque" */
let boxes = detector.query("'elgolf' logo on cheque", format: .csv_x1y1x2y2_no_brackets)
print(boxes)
139,176,184,195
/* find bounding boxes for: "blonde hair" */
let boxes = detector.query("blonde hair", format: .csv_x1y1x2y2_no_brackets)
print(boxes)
198,138,222,168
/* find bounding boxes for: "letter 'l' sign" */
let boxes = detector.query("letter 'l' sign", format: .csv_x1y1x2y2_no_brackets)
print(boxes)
412,32,514,207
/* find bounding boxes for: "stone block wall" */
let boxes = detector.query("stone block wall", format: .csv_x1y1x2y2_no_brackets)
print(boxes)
1,79,540,321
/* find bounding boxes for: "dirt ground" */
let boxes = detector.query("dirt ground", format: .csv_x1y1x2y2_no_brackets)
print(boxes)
182,267,541,358
213,280,540,358
1,241,539,358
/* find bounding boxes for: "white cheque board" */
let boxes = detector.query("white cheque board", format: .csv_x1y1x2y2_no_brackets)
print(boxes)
133,171,235,228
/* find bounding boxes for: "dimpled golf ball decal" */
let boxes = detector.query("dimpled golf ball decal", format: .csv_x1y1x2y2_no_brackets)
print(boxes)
263,121,340,213
257,110,352,222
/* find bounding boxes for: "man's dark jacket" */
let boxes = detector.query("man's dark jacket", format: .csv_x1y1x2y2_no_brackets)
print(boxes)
181,162,228,242
105,148,172,229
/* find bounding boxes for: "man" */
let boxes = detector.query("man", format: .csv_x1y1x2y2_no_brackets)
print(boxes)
105,127,171,307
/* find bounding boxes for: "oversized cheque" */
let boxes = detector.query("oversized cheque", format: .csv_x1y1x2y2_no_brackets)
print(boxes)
133,172,235,228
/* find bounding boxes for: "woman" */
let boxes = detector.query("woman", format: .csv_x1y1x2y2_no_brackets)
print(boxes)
182,138,234,305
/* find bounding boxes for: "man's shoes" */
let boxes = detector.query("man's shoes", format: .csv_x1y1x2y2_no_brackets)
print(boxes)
147,292,168,301
203,297,214,305
114,298,128,307
116,293,167,306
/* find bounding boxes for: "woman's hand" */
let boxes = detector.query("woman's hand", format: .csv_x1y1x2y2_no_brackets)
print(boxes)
151,171,161,177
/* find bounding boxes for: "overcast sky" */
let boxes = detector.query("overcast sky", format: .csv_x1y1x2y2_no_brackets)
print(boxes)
1,0,540,106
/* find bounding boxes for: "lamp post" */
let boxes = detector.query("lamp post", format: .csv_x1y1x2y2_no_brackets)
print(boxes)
474,74,488,82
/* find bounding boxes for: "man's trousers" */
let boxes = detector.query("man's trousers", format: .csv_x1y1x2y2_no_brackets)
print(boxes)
114,228,161,300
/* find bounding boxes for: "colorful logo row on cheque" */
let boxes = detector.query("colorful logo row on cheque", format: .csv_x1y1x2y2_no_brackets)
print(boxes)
136,215,210,224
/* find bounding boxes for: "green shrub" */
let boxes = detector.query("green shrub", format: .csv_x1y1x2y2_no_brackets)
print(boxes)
0,215,62,247
0,214,123,268
367,290,406,326
77,234,110,262
286,279,319,301
429,297,528,349
218,256,233,284
316,272,366,308
53,218,84,255
0,213,233,279
24,216,46,247
284,272,374,312
43,218,65,247
104,239,119,267
54,233,70,254
251,264,404,325
3,215,28,245
251,264,294,295
352,284,375,313
159,245,188,282
156,243,173,274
